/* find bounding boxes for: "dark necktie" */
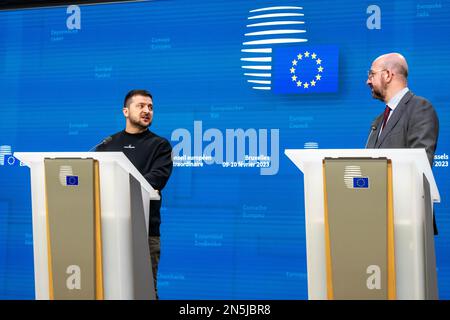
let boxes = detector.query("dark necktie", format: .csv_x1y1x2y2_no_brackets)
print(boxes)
380,105,391,131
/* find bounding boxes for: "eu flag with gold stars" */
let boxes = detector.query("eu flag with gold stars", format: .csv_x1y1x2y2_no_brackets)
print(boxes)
272,45,339,94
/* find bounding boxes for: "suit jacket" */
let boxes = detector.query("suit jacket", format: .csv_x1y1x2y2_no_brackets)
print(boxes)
366,90,439,234
366,90,439,166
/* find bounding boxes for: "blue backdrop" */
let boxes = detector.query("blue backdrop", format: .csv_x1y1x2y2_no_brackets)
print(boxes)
0,0,449,299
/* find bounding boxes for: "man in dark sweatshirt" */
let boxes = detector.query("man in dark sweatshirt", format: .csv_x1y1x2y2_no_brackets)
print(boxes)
96,89,173,298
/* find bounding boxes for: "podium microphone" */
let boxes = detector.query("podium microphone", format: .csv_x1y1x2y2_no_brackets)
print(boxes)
364,121,378,148
89,136,112,151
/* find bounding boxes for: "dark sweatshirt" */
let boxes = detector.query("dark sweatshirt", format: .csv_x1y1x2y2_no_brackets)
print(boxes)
96,129,173,236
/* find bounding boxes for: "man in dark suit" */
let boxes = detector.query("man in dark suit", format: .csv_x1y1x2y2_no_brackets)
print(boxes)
365,52,439,234
365,53,439,166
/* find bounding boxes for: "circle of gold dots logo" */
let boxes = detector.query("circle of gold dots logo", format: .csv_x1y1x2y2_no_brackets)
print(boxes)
290,51,324,89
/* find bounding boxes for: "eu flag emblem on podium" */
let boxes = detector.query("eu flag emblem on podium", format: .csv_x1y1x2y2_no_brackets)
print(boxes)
353,177,369,189
272,45,339,94
66,175,79,186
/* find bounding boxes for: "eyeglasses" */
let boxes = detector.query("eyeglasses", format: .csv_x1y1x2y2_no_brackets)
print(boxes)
367,69,387,79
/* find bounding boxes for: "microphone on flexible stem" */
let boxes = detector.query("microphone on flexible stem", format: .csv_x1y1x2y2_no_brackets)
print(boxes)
89,136,112,151
364,121,378,148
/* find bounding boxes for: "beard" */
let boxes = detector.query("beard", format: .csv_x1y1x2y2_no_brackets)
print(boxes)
370,82,387,102
129,114,152,130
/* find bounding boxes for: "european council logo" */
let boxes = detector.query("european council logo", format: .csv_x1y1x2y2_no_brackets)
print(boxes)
344,165,369,189
241,5,338,93
272,45,338,94
59,165,78,186
241,5,307,91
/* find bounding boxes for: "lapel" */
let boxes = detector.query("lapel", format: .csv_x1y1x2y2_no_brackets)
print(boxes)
375,91,413,148
366,114,384,148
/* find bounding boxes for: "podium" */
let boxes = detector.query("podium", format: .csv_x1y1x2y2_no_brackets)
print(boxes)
14,152,160,300
285,149,440,300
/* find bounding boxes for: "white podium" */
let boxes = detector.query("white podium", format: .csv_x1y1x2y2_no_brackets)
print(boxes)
285,149,440,300
14,152,160,300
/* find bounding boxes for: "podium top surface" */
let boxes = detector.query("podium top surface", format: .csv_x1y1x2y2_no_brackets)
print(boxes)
284,148,440,202
14,152,160,200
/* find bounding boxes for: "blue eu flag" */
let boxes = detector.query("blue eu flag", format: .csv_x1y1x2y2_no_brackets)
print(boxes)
353,177,369,189
66,175,79,186
3,155,19,166
272,45,339,94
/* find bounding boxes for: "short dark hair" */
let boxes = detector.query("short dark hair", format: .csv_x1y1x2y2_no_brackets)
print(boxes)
123,89,153,108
